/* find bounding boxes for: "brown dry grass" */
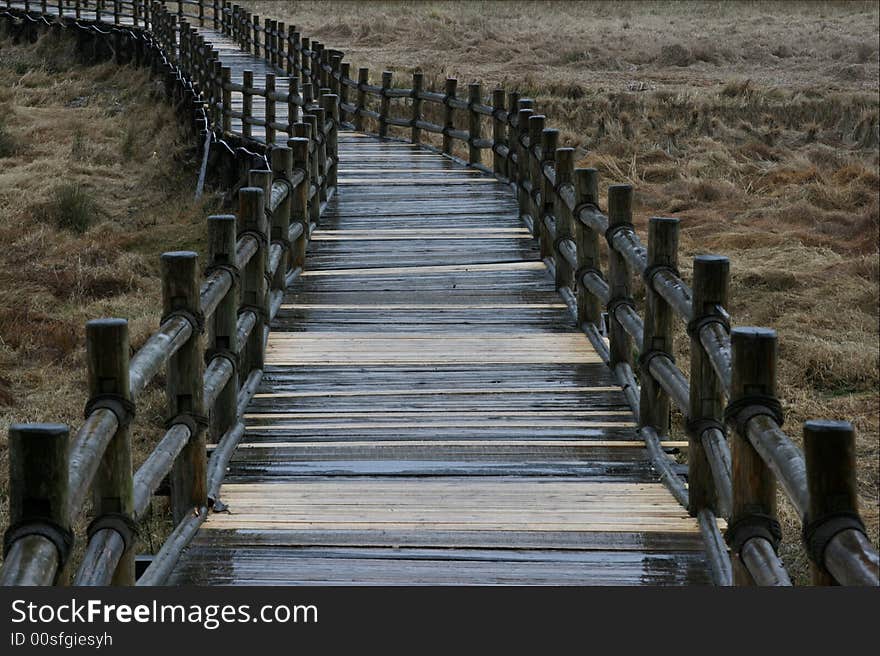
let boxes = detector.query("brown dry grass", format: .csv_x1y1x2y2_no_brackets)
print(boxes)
0,28,218,557
246,0,879,582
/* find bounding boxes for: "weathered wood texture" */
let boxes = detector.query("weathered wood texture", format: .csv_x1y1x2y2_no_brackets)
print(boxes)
168,133,712,585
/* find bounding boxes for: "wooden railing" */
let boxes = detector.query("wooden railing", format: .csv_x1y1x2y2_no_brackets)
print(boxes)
2,0,878,587
0,0,335,585
324,58,879,586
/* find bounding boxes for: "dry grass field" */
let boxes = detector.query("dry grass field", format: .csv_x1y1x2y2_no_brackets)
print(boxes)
0,1,876,583
0,28,216,553
244,0,880,581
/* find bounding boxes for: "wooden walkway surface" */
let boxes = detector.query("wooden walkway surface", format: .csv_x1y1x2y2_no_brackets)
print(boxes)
168,134,712,585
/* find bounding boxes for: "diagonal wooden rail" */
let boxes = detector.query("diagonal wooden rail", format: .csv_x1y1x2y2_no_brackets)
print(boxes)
1,0,877,587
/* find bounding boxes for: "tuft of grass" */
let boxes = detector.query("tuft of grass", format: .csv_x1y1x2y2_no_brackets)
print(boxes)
47,184,98,233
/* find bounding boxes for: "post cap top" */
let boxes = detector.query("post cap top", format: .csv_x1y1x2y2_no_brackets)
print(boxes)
86,318,128,329
693,254,729,264
9,423,69,437
207,214,237,222
804,419,854,433
731,326,777,339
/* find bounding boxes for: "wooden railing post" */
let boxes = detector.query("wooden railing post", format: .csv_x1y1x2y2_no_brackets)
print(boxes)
803,420,867,585
287,26,298,75
639,217,678,434
287,76,300,137
300,36,311,80
553,147,574,294
515,104,533,227
492,88,506,178
270,145,293,290
573,168,601,327
206,214,239,449
537,127,557,259
467,82,482,165
378,70,392,139
355,67,368,132
688,255,730,516
442,78,457,155
606,184,634,368
312,106,327,201
339,61,350,124
505,90,520,180
241,69,253,139
728,327,781,585
288,137,310,270
162,251,207,525
238,185,268,375
265,72,276,144
221,66,232,134
312,41,323,88
85,318,134,585
318,45,329,89
330,53,342,98
3,423,70,586
295,120,321,226
411,71,423,144
322,94,339,193
526,114,545,246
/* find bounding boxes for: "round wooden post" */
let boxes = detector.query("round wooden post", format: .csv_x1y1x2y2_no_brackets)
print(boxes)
574,168,601,327
86,318,134,585
220,66,232,133
207,215,239,449
379,71,392,139
241,69,253,139
639,217,679,434
411,71,423,144
515,106,533,225
728,327,780,585
803,420,863,585
505,91,520,179
312,106,328,201
526,114,545,243
321,94,339,192
607,185,634,368
553,147,575,293
468,83,482,165
537,127,557,258
339,61,350,124
270,145,293,289
289,26,299,75
330,53,343,97
287,76,300,136
492,88,506,178
238,186,268,376
162,251,207,525
688,255,730,517
442,78,458,155
355,67,369,132
3,423,70,585
288,137,310,269
265,73,276,144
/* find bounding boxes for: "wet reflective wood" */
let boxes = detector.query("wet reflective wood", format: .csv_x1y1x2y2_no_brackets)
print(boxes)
169,133,713,585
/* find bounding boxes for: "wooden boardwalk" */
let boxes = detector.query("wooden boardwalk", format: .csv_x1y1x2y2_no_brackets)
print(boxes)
168,134,711,585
